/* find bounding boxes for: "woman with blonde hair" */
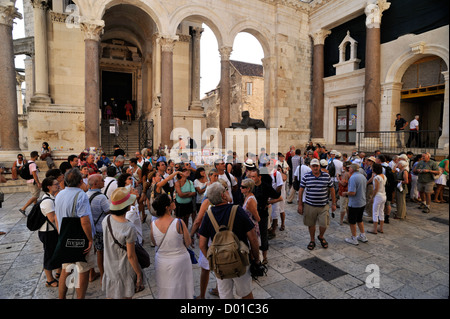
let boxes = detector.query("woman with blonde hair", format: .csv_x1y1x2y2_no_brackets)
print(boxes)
394,160,409,220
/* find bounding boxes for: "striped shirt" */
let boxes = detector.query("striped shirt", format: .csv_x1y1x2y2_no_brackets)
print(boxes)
300,171,333,207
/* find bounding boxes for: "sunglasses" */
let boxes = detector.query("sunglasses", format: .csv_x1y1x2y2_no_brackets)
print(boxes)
240,186,248,189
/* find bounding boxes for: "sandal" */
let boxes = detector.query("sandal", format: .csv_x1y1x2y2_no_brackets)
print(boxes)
279,225,285,231
307,241,316,250
367,230,378,235
46,279,58,287
317,236,328,249
55,272,60,279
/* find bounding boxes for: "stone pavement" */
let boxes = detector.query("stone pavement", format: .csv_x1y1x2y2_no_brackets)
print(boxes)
0,192,448,299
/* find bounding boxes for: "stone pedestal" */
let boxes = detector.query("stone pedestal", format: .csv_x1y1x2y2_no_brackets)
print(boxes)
0,1,21,150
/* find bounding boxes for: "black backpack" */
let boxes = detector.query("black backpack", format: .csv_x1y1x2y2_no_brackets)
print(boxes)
384,166,397,191
19,161,34,180
327,160,336,178
27,197,55,231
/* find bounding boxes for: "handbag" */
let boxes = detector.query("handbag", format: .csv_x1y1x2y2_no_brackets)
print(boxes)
178,219,198,264
107,215,150,269
51,192,89,265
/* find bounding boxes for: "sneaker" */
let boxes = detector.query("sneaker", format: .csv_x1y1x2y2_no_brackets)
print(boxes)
345,237,359,245
357,233,368,243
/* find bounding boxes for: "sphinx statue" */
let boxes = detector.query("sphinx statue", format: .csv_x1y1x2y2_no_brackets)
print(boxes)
231,111,266,129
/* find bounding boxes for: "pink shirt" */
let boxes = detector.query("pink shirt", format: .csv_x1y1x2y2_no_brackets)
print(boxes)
27,161,38,183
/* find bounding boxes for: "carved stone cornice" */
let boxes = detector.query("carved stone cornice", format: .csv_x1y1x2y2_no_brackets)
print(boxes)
0,2,22,27
176,33,191,42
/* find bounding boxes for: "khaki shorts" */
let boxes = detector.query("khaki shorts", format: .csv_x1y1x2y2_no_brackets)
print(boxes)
27,183,40,198
418,181,435,193
62,248,96,273
303,204,330,228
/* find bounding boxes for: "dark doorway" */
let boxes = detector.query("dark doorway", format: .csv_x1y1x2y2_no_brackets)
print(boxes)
101,71,134,120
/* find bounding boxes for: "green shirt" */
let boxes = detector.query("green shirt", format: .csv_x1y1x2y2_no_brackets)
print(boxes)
176,179,195,204
416,160,439,183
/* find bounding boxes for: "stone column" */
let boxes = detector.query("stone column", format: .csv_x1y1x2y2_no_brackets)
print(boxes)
364,0,390,136
30,0,51,103
439,71,449,150
219,46,232,145
80,19,104,149
311,29,331,139
160,36,177,148
0,1,21,150
190,27,203,110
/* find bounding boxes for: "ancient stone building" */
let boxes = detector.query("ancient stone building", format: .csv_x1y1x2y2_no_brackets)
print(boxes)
0,0,448,159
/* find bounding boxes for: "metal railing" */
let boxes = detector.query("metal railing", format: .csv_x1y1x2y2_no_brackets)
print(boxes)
357,130,441,157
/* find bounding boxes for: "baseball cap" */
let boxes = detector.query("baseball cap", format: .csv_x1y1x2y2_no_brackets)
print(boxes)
310,158,320,166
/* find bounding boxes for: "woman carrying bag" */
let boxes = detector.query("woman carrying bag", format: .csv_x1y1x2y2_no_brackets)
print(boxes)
102,187,145,299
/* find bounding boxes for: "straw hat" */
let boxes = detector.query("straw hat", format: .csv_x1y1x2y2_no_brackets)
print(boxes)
244,159,256,168
110,187,136,211
367,156,377,162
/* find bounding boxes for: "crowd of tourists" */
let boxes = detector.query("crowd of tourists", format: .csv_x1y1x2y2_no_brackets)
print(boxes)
1,141,448,299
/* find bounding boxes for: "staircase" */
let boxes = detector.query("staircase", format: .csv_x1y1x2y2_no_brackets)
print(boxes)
0,159,64,194
101,119,141,157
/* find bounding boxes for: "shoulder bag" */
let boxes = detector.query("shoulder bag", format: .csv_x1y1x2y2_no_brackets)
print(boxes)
107,215,150,269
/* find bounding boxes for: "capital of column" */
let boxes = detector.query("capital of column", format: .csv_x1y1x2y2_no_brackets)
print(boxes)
80,19,104,41
311,29,331,46
191,27,204,38
365,0,391,29
219,46,232,61
160,36,178,53
0,1,22,26
30,0,50,10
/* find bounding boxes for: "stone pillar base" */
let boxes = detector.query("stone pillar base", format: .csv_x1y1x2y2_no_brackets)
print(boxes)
31,94,52,104
189,101,203,111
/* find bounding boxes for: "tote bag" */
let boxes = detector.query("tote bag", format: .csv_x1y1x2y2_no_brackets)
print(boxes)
51,192,89,265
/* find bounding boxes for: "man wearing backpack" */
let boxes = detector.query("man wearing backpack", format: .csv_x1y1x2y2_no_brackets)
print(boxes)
19,151,41,217
198,182,261,299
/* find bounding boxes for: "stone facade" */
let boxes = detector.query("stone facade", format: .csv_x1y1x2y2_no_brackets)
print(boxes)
1,0,448,158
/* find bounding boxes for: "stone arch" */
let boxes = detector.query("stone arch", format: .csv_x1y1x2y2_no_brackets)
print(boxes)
168,5,227,47
229,20,273,58
74,0,167,34
385,44,449,84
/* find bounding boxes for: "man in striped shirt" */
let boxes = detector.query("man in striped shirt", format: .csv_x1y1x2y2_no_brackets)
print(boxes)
297,158,336,250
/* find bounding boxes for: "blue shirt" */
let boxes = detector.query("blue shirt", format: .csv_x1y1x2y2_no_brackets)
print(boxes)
300,171,333,207
55,187,95,237
86,189,110,233
348,172,367,208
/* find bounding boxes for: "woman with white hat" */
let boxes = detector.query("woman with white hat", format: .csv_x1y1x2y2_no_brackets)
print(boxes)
102,187,144,299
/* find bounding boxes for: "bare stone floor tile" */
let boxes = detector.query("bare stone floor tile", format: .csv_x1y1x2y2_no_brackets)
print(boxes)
0,192,448,300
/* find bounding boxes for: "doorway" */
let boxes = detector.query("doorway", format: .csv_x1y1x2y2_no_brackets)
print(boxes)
101,71,134,120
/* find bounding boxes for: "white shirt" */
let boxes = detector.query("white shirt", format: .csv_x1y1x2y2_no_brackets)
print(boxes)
101,176,118,200
271,170,284,191
218,172,237,201
39,194,56,232
332,159,343,181
410,119,419,130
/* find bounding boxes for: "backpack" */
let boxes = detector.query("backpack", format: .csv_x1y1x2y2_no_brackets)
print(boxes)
27,197,55,231
384,166,397,192
206,205,249,280
19,161,34,180
327,160,336,178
